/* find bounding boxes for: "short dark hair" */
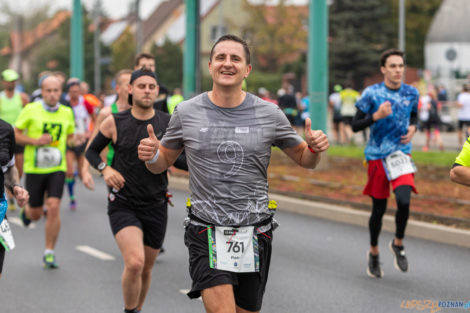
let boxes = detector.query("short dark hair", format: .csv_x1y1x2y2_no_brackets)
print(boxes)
380,49,405,67
209,34,251,64
134,53,155,67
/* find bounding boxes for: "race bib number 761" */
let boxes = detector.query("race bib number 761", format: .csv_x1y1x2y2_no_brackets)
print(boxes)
208,226,259,273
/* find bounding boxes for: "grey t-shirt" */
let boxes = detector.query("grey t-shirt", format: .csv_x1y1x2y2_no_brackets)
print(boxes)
161,92,303,226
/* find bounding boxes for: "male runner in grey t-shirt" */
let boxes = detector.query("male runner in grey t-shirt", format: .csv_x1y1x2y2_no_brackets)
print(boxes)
138,34,329,313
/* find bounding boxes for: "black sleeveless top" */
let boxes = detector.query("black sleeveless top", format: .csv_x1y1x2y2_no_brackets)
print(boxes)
111,109,171,208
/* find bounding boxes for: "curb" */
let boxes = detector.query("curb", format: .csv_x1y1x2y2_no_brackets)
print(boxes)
168,176,470,249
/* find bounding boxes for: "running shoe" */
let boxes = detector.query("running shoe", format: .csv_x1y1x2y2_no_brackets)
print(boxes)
70,198,77,211
43,253,59,269
367,252,383,278
19,207,31,227
389,240,408,272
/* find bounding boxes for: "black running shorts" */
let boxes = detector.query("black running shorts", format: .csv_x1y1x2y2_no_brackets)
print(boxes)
107,197,168,250
25,172,65,207
184,224,273,312
66,141,88,156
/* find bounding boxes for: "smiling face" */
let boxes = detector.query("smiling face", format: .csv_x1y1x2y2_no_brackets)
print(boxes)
208,40,252,89
381,54,404,89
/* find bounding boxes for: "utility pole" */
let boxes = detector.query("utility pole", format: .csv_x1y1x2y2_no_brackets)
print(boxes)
308,0,328,133
399,0,405,52
183,0,199,98
71,0,84,80
308,0,329,168
93,0,102,94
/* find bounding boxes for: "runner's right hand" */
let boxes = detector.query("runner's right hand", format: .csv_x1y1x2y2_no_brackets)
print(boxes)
138,124,160,162
102,166,125,190
36,134,52,146
373,101,392,121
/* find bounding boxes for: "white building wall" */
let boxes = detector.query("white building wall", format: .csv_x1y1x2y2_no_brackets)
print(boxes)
425,42,470,77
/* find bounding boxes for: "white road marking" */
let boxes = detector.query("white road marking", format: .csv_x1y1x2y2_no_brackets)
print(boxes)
179,289,202,301
76,245,115,261
8,216,36,229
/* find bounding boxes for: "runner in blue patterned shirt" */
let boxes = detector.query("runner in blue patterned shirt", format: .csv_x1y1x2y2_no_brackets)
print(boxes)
352,49,419,279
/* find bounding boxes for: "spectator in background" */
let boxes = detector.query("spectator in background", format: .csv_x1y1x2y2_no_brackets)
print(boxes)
457,84,470,145
422,90,443,151
340,83,360,144
329,84,344,144
278,85,298,126
258,87,277,105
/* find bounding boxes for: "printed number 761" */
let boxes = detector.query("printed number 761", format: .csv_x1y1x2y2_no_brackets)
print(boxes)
227,241,244,253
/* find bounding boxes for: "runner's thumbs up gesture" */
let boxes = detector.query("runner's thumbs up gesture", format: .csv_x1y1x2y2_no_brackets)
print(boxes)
304,118,329,153
138,124,160,162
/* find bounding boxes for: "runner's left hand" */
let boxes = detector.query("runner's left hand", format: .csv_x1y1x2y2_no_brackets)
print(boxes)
13,186,29,208
400,125,416,144
304,118,329,153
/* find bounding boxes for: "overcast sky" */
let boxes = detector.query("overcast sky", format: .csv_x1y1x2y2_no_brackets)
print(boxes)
0,0,309,21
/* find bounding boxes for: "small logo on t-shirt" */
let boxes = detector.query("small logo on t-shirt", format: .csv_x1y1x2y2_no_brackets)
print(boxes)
235,127,249,134
403,100,410,106
200,127,209,132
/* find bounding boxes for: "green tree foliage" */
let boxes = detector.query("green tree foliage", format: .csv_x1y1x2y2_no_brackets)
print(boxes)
242,0,307,72
386,0,442,68
31,7,111,93
150,38,183,91
329,0,394,88
110,27,136,73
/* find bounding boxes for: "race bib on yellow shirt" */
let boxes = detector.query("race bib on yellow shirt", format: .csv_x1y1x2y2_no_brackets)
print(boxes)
36,147,62,168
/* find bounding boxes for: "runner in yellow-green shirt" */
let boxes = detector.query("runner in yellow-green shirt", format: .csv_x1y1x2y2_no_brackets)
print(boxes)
450,136,470,186
14,76,77,269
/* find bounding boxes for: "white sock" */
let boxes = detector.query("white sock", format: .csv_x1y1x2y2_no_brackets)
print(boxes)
44,249,54,255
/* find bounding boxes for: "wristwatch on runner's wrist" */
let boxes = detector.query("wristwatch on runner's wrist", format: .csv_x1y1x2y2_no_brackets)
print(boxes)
97,162,107,173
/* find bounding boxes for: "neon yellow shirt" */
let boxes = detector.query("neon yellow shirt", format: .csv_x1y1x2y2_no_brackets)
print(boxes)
0,91,23,125
15,101,75,174
340,88,360,117
455,137,470,167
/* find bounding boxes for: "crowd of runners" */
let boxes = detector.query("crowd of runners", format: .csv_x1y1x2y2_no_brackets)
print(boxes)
0,35,469,313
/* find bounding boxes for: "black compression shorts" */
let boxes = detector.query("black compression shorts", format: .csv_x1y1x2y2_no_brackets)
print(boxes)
184,224,273,312
107,197,168,250
25,172,65,207
67,141,88,156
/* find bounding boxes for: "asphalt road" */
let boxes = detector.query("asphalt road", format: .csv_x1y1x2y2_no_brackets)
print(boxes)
1,179,469,313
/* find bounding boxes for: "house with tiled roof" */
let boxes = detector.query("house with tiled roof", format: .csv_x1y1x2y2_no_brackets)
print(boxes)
1,10,70,82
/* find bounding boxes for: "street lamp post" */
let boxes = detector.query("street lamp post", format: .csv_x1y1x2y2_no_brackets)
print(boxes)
71,0,84,80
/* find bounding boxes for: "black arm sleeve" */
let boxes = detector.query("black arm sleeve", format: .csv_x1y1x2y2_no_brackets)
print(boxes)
352,109,374,132
173,149,188,171
0,121,14,167
85,131,112,169
410,111,418,126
